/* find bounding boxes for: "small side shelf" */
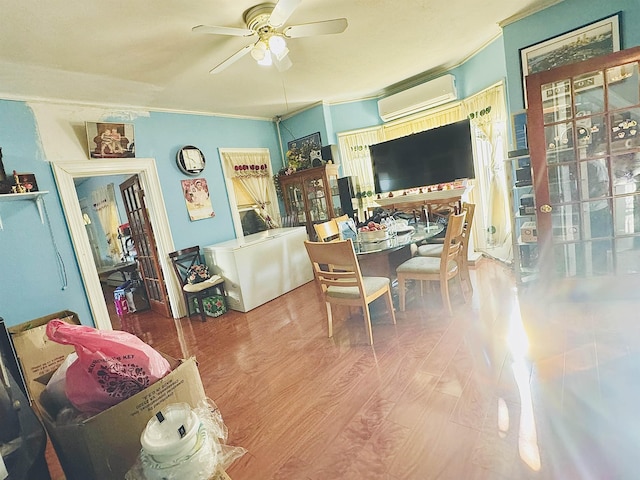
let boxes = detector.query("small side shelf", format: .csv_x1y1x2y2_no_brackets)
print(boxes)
0,191,49,229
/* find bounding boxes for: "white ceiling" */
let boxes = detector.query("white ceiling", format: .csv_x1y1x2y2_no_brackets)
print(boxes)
0,0,560,120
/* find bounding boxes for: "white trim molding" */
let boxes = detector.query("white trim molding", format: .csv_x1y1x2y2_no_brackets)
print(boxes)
51,158,181,330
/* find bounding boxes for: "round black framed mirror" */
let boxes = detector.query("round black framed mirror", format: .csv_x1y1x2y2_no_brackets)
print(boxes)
177,146,206,176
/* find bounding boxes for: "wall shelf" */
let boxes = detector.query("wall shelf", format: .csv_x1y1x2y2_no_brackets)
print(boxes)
0,191,49,229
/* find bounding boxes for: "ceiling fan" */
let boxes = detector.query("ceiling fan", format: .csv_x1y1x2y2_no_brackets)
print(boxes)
193,0,348,74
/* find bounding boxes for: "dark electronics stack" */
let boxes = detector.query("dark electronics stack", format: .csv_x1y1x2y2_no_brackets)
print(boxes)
337,176,357,220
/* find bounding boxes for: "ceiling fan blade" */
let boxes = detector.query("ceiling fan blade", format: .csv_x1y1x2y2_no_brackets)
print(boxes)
284,18,348,38
268,0,302,27
209,44,254,74
192,24,255,37
273,49,293,72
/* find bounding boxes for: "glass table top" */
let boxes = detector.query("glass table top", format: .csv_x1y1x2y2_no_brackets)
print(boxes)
354,223,444,255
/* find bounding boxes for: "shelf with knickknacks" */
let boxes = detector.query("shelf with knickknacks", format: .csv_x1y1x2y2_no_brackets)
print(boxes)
0,148,48,229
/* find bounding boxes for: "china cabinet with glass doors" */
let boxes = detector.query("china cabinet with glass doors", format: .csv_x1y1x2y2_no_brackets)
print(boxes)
526,46,640,286
279,164,341,239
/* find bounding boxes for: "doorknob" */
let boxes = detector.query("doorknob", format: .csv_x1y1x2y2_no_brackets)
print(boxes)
540,204,552,213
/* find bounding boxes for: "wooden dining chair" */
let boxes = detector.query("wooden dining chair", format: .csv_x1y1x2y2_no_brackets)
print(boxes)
416,202,475,295
304,239,396,345
396,211,467,315
313,219,340,242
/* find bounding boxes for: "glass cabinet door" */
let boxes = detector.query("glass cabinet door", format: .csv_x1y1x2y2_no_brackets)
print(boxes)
528,48,640,278
285,182,306,225
304,177,328,222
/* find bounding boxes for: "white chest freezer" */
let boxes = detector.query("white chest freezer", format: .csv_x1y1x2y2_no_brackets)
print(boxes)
203,227,313,312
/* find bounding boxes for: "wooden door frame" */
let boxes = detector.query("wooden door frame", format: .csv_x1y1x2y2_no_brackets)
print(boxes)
52,158,182,330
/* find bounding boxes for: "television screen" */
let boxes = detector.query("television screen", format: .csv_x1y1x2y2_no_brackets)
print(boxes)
371,119,475,194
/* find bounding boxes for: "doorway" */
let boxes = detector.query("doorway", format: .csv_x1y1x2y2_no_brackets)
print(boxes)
52,158,182,330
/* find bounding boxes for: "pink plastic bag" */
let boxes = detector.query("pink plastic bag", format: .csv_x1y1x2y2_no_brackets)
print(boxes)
46,319,172,415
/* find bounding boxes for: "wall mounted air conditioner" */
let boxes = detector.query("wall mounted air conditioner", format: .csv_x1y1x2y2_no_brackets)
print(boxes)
378,74,457,122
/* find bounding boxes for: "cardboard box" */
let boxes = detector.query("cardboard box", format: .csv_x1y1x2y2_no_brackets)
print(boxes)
34,356,207,480
8,313,211,480
7,310,79,403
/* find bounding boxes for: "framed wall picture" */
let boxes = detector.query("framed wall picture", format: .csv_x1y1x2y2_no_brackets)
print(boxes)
181,178,215,221
286,132,322,169
86,122,135,159
15,173,38,192
287,132,321,153
520,13,621,105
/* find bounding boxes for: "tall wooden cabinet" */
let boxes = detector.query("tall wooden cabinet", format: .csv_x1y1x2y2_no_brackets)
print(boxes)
279,164,342,239
526,46,640,283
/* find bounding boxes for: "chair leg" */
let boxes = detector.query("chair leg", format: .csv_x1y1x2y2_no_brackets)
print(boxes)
398,275,406,312
441,277,453,316
197,297,207,322
363,304,374,345
384,288,396,325
458,272,469,304
325,302,333,338
183,294,192,319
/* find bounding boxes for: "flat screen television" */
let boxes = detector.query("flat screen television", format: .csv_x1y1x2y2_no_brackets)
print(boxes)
371,119,475,194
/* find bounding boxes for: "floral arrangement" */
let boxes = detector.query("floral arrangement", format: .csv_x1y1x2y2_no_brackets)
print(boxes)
273,139,321,198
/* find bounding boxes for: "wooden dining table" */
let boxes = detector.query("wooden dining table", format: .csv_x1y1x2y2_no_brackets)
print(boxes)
354,223,444,280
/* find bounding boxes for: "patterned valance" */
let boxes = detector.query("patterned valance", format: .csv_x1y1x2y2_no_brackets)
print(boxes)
232,163,270,178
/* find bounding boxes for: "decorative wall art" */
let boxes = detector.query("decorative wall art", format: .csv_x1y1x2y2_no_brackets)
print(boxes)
181,178,215,221
520,13,621,106
286,132,322,170
86,122,135,159
14,173,38,192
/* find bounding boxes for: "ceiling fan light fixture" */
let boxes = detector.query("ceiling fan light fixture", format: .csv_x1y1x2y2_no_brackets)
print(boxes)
268,35,287,55
250,41,268,60
274,46,289,62
257,49,273,66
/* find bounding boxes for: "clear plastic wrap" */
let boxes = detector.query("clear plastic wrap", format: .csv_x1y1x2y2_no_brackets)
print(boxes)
125,398,246,480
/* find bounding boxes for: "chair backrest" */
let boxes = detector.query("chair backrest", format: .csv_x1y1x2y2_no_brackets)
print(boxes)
313,219,340,242
461,203,475,238
334,214,349,224
304,239,364,292
168,246,203,288
441,211,467,265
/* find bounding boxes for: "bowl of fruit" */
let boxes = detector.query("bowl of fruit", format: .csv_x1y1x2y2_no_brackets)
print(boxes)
358,222,388,242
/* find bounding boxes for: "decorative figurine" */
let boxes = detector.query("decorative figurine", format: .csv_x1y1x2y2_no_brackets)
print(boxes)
11,170,26,194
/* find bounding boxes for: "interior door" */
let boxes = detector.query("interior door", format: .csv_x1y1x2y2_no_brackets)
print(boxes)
526,46,640,283
119,175,171,317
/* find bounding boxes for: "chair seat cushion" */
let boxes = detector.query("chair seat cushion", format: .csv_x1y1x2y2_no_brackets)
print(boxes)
183,275,223,293
396,256,457,275
417,244,443,257
327,276,389,299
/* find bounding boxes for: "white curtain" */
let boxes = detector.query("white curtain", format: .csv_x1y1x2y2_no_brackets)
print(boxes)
91,184,122,264
462,83,511,259
221,150,280,228
337,127,384,216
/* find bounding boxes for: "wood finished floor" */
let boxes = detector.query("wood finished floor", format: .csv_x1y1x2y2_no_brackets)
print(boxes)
45,259,640,479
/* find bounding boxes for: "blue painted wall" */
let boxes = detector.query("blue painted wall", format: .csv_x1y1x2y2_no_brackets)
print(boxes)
0,102,279,327
0,99,92,325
